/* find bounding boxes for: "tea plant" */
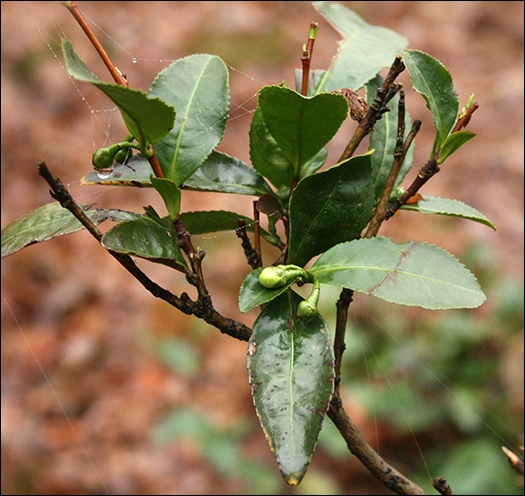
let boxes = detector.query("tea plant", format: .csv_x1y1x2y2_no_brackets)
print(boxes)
3,1,510,493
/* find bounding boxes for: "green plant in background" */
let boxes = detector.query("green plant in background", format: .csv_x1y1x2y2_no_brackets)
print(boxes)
2,1,520,493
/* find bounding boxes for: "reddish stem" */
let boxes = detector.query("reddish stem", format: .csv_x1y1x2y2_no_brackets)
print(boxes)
63,2,128,87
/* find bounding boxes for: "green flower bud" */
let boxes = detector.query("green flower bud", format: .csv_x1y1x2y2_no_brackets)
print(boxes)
297,299,318,318
92,140,138,170
92,144,121,170
258,264,311,289
259,266,289,289
296,278,320,318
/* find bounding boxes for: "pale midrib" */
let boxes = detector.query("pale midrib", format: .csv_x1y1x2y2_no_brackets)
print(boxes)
312,265,479,293
170,58,212,174
288,330,296,465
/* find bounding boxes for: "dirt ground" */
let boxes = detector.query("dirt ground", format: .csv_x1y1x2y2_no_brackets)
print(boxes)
1,2,523,494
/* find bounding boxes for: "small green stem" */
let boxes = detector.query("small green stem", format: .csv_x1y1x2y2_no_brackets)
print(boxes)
300,22,318,96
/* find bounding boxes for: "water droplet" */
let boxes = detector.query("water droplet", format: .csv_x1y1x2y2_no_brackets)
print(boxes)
96,170,112,179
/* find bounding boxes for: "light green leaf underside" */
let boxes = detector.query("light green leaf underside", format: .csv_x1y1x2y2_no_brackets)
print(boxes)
1,202,108,259
310,237,486,309
400,196,496,230
313,1,408,92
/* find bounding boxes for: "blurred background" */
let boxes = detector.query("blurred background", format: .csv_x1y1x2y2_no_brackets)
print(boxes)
1,1,523,494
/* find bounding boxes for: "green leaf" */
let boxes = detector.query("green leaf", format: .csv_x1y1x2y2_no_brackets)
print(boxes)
249,106,328,199
150,176,181,221
183,151,274,197
247,290,335,485
365,76,415,201
437,131,476,164
1,202,108,259
403,49,458,155
101,217,187,271
258,86,348,179
62,39,175,147
81,154,155,187
249,105,294,194
313,1,408,92
400,196,496,230
148,54,230,185
239,268,295,313
180,211,281,247
310,237,486,309
288,153,375,267
82,151,275,198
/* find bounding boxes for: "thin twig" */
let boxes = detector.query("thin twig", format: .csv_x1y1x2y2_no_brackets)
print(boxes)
386,103,479,218
63,1,165,179
236,219,261,270
253,200,262,265
38,161,251,341
62,1,128,87
338,56,405,163
364,90,407,238
327,404,426,495
333,289,353,398
384,150,440,220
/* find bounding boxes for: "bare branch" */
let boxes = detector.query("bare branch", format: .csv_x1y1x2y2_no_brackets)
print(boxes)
38,161,252,342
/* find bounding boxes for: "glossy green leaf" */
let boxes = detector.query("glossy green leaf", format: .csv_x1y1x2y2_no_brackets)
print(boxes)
437,131,476,164
400,196,496,230
258,86,348,178
249,106,328,199
310,237,486,309
247,290,335,485
249,105,294,194
151,177,181,221
180,211,281,247
365,76,415,201
81,154,154,187
313,1,408,92
1,202,108,259
239,268,296,313
148,54,230,185
183,151,274,197
403,49,458,155
288,153,374,267
102,217,187,270
62,39,175,146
